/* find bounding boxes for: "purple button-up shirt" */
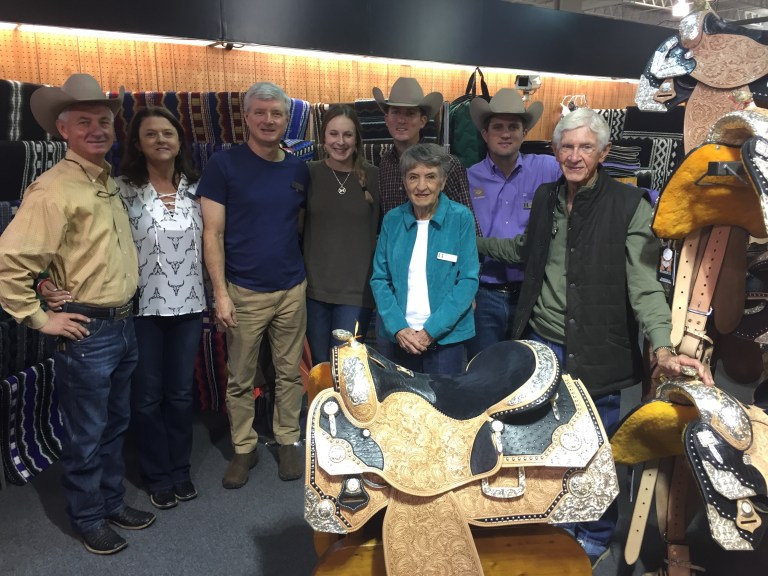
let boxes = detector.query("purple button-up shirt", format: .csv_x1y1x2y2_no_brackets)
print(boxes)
468,153,561,283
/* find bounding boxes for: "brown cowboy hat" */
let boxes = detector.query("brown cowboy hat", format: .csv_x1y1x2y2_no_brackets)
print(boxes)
372,77,443,119
470,88,543,132
30,73,125,138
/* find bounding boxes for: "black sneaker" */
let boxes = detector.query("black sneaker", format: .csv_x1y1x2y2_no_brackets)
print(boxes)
81,524,128,555
174,481,198,501
106,506,156,530
150,490,178,510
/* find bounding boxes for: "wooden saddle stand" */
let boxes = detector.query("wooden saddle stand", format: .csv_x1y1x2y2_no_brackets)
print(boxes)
305,337,620,576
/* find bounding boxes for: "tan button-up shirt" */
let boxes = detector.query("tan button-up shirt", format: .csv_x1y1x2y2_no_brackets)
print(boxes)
0,149,138,329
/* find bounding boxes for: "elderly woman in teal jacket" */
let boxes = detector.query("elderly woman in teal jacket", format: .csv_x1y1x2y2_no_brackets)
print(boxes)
371,143,479,374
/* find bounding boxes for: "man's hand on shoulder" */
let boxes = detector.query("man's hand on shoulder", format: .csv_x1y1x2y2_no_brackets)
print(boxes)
39,310,91,339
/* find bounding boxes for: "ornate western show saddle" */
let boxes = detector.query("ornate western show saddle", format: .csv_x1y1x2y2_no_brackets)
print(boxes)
615,5,768,574
304,335,618,576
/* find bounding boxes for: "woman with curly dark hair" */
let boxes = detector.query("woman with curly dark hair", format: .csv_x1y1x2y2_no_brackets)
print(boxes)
119,106,204,509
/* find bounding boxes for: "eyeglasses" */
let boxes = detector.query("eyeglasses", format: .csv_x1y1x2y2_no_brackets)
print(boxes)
64,158,119,198
558,143,599,156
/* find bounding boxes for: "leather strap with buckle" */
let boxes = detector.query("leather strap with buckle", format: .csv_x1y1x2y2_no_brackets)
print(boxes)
679,225,731,361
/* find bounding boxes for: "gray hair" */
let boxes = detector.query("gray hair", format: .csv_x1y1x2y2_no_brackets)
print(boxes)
552,108,610,151
400,143,451,180
243,82,291,115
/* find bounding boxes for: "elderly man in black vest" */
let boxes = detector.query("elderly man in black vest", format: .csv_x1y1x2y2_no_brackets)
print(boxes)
477,107,713,567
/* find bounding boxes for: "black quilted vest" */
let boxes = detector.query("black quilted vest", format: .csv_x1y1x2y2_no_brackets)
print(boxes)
512,168,647,395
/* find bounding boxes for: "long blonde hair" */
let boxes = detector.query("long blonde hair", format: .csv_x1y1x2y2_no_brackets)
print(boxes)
320,104,372,204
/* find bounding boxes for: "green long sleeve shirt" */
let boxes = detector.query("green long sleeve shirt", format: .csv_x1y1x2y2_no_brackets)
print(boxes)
476,183,672,351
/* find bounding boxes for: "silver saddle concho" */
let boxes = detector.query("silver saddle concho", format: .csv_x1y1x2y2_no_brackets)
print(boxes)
304,335,619,576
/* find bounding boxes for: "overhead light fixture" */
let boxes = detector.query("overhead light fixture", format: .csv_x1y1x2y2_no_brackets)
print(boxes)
672,0,691,18
208,41,244,50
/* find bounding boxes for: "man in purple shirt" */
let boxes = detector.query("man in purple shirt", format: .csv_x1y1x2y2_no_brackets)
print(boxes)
465,89,561,360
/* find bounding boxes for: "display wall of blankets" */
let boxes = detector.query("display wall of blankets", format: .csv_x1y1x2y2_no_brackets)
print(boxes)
0,77,685,488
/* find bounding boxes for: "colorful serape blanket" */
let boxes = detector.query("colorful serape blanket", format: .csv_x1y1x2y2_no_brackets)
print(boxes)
194,311,227,413
0,80,50,141
0,358,64,485
110,91,310,146
0,140,68,201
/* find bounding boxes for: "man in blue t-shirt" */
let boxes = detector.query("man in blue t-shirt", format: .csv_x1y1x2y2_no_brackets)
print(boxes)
198,82,309,488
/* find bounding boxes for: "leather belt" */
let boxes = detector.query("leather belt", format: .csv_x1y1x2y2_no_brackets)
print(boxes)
625,460,659,565
478,282,522,293
678,225,730,362
59,300,134,320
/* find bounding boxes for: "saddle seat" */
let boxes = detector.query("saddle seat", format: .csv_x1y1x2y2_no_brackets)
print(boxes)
331,338,560,425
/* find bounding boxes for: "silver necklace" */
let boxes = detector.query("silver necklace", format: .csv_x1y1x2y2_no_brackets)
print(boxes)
329,165,352,195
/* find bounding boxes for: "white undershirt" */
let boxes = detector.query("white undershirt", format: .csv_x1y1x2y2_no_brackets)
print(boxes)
405,220,431,330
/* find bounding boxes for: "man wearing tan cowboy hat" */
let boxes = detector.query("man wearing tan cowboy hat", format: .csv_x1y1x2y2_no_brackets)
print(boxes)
373,77,478,229
0,73,155,555
465,88,561,361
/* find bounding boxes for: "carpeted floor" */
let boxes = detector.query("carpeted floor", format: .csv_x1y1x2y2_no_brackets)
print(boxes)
0,372,767,575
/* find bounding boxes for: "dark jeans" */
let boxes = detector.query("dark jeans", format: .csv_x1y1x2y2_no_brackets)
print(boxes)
54,317,138,534
306,298,372,365
526,330,621,555
132,313,202,492
465,284,520,361
376,336,465,375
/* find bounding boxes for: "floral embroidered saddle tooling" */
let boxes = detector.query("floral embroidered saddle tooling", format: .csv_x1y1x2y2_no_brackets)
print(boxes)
304,337,619,576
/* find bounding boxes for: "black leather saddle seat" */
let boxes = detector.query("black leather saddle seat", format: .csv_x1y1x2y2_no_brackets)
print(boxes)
363,340,559,421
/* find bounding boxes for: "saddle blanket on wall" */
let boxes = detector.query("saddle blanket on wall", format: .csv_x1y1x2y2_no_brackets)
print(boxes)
0,80,50,142
0,358,64,485
0,140,68,201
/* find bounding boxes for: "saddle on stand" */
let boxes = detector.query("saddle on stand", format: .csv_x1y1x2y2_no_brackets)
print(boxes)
613,378,768,575
304,336,619,576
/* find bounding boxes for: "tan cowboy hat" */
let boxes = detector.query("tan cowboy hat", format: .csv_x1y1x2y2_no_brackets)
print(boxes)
372,77,444,119
470,88,543,132
30,73,125,138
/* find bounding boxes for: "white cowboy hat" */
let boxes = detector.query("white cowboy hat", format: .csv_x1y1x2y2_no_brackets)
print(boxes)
470,88,543,132
30,73,125,138
372,77,444,119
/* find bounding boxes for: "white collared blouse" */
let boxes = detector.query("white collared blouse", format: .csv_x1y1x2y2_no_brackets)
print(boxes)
117,174,205,316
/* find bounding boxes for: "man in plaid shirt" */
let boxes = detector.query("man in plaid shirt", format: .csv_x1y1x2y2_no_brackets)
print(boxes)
373,78,480,234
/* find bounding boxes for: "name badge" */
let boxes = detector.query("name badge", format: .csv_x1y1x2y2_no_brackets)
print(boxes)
437,252,458,263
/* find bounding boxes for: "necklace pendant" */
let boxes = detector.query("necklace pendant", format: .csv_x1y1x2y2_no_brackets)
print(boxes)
338,186,347,195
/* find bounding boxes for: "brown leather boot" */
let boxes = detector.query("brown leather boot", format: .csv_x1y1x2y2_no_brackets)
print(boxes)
222,448,259,489
277,442,304,481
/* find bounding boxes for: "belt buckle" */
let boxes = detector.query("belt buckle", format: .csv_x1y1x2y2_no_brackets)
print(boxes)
115,303,131,320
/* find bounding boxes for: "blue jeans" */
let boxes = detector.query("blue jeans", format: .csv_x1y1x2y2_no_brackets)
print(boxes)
465,285,520,361
132,313,202,492
526,330,621,556
54,317,138,534
306,298,372,365
376,336,465,375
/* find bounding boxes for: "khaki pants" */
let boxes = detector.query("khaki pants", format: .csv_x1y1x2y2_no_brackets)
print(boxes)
225,280,307,451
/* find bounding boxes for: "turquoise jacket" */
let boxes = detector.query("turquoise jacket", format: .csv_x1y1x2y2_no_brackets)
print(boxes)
371,195,479,345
